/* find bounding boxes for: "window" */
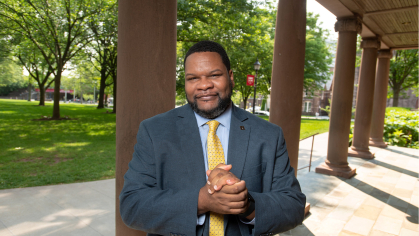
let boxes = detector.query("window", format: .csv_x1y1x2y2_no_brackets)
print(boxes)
304,102,312,112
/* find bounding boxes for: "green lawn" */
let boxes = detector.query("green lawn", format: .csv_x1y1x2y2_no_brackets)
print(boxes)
0,100,330,189
258,116,329,139
0,99,116,189
386,107,411,112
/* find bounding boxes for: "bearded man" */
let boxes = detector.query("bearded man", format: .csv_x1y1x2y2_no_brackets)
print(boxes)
120,40,306,236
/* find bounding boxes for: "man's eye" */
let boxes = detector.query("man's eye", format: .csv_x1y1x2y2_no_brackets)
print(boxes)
187,77,198,81
211,74,221,77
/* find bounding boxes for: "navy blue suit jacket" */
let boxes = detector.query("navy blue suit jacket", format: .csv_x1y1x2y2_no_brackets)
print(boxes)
120,104,306,236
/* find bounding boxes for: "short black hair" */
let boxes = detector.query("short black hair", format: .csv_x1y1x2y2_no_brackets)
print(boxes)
184,40,231,72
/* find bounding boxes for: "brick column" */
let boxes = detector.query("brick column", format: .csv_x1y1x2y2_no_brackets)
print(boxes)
269,0,306,175
116,1,177,235
348,38,380,159
315,18,361,179
369,50,393,148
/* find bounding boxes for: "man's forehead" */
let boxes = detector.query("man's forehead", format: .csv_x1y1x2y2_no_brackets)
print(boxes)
184,52,224,71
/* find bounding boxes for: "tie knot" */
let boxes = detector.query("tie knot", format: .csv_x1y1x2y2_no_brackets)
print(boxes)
206,120,220,134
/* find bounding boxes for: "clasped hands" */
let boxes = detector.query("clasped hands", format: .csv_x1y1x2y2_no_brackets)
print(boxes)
197,164,255,220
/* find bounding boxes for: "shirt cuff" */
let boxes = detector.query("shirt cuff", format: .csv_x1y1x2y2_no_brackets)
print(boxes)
197,214,206,225
239,216,255,225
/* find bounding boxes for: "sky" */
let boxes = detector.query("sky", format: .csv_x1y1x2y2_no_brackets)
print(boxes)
306,0,339,40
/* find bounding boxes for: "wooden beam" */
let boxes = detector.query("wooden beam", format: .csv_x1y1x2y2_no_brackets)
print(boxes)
391,45,419,50
364,5,418,16
384,31,418,36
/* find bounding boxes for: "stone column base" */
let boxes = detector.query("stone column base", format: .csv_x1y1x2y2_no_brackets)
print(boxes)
369,138,387,148
348,146,375,159
315,163,356,179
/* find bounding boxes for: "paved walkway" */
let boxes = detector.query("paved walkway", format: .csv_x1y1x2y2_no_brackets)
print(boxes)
0,133,417,236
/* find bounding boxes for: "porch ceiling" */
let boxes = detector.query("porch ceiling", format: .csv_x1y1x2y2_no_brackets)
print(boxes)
315,0,418,50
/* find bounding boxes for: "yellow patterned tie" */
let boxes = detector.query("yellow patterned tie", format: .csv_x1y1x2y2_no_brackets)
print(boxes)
207,120,225,236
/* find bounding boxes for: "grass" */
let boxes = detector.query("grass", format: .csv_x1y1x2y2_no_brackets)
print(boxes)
0,99,116,190
258,116,330,139
0,99,330,190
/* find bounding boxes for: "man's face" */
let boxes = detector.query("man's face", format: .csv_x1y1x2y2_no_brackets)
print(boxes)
184,52,234,119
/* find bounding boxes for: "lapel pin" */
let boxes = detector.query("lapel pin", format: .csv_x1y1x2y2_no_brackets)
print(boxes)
240,126,245,130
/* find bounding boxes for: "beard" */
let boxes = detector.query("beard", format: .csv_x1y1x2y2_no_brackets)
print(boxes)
187,80,233,119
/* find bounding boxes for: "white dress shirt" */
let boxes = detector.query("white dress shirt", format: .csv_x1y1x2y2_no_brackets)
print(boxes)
193,104,255,225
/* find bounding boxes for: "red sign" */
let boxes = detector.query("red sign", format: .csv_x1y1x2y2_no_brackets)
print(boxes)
35,89,74,93
246,75,255,86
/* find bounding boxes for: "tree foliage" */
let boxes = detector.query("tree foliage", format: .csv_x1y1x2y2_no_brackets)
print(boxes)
0,32,25,92
388,49,418,107
63,58,99,104
86,0,117,109
15,37,54,105
176,1,276,109
304,13,333,93
176,3,333,109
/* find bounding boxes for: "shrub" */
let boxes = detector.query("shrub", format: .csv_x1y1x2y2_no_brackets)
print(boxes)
383,110,419,149
348,109,419,149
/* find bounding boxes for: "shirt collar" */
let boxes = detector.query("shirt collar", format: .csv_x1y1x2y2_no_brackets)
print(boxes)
194,103,232,130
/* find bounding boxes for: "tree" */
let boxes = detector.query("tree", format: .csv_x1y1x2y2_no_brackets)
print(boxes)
0,34,26,93
16,38,55,105
304,13,333,93
0,0,102,119
86,0,117,109
389,49,418,107
63,60,99,104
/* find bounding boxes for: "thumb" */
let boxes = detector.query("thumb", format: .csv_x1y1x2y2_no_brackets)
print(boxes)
218,164,232,171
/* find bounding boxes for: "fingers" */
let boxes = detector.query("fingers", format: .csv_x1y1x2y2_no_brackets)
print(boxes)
216,163,232,171
201,179,249,215
207,166,239,194
211,188,249,214
207,163,232,178
220,180,247,194
212,173,240,191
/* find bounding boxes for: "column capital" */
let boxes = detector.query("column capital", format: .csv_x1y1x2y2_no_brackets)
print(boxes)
377,49,393,59
360,38,381,49
334,18,362,34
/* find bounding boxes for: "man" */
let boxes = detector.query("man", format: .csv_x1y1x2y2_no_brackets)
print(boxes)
120,41,306,236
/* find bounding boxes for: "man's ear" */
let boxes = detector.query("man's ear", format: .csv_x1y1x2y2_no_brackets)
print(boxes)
229,70,235,88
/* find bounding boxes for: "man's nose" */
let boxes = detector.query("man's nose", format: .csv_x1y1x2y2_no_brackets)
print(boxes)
197,77,214,90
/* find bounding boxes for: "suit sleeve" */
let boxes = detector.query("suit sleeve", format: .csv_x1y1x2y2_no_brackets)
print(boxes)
250,127,306,235
119,122,199,236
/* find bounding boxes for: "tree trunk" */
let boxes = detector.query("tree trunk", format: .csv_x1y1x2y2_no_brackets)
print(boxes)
243,97,248,110
97,66,107,109
39,84,46,106
52,64,62,119
112,73,117,113
28,80,32,101
393,87,400,107
80,89,83,104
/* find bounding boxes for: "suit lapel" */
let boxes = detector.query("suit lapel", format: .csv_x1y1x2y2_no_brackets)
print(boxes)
225,106,250,231
227,105,250,180
176,105,207,189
